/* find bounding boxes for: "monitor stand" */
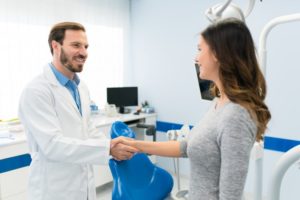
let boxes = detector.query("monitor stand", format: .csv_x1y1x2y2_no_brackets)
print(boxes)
119,106,130,114
119,106,125,114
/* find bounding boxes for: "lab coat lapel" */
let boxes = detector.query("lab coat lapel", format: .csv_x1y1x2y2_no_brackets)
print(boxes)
78,86,85,117
56,86,82,117
43,65,82,117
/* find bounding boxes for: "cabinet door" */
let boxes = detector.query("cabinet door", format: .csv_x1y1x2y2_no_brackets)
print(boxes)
145,115,156,125
93,125,113,187
0,166,29,199
1,190,27,200
0,142,29,199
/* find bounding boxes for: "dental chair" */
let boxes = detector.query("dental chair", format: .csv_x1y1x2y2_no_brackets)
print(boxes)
109,121,174,200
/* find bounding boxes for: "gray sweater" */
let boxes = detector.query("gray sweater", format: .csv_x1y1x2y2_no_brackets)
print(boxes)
180,99,257,200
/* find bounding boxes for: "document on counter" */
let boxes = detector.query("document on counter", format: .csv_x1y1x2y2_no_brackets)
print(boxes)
0,131,13,139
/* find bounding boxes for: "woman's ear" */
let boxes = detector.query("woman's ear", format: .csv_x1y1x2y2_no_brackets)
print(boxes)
212,51,219,63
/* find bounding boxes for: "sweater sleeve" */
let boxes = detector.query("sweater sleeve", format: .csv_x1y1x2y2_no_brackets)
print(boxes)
217,107,256,200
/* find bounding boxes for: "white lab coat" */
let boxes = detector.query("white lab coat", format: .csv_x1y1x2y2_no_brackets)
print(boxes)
18,65,110,200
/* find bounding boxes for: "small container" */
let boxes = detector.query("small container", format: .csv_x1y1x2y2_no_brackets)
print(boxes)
90,101,99,115
141,107,155,114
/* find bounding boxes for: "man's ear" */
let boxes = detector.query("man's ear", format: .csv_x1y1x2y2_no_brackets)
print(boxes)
51,40,59,52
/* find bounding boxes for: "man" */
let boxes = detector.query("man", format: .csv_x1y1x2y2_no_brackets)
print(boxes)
18,22,137,200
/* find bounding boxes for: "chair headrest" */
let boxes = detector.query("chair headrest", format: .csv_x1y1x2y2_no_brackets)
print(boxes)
110,121,136,139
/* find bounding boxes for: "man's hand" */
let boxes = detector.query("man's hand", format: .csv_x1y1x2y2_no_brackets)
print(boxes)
110,137,139,161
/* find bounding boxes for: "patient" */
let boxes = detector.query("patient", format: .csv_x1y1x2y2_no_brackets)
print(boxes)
117,19,271,200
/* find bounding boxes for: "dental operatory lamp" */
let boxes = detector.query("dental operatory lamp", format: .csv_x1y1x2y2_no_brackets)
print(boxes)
258,13,300,75
205,0,256,23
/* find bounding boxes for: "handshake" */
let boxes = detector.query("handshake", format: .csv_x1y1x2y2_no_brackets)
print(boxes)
110,137,139,161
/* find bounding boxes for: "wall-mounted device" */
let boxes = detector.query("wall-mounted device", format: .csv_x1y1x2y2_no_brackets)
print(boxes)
194,64,213,101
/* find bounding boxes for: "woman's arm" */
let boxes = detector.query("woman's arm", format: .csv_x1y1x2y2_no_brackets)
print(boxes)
218,109,256,200
119,137,181,157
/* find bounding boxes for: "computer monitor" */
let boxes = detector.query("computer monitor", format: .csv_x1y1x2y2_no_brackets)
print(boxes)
107,87,138,113
195,64,214,101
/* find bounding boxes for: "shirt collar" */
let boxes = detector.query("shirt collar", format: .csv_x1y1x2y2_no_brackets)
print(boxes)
49,63,80,86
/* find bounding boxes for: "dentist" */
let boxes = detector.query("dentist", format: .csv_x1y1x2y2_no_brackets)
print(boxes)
18,22,137,200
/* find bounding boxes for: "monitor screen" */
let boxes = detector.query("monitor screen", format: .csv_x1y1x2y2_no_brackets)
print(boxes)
107,87,138,113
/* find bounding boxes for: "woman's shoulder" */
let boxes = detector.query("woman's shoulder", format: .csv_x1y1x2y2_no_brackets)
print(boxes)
223,102,250,119
217,102,257,142
219,102,257,131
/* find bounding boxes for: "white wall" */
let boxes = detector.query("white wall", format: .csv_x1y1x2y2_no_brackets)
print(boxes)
130,0,211,125
130,0,300,199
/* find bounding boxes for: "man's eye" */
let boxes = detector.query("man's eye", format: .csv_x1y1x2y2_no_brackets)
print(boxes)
73,44,81,48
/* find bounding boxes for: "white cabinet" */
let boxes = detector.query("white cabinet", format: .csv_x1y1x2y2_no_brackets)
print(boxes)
0,168,28,200
93,125,112,187
0,140,29,200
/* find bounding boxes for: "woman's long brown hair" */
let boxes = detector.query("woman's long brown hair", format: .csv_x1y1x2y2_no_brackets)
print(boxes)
201,19,271,141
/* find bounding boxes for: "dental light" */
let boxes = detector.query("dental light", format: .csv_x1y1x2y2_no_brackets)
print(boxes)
205,0,256,23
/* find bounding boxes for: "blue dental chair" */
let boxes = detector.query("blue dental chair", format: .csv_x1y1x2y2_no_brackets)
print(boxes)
109,121,174,200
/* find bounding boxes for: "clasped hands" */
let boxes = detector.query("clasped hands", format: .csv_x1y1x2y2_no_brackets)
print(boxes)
110,136,138,161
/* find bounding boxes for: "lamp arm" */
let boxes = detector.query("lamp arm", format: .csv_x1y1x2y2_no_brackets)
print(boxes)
244,0,256,17
258,13,300,75
215,0,232,17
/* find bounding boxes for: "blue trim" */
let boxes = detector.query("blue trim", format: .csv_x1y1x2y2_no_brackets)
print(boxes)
156,121,184,132
156,121,193,132
0,154,31,173
264,136,300,153
156,120,300,153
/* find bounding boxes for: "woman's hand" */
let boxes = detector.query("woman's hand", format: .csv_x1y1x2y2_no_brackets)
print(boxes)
110,136,139,161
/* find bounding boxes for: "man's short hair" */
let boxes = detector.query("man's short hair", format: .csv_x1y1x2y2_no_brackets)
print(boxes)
48,22,86,55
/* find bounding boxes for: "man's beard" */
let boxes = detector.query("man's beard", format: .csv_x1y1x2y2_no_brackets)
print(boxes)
60,48,84,73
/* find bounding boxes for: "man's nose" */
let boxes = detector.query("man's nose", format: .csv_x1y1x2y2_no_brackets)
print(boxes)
79,47,88,57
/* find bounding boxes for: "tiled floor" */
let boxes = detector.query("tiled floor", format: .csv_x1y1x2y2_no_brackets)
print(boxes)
96,173,189,200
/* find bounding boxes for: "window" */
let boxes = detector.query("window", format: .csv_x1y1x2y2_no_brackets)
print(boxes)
0,0,130,118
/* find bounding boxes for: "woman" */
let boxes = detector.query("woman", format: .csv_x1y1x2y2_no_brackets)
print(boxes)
120,19,271,200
